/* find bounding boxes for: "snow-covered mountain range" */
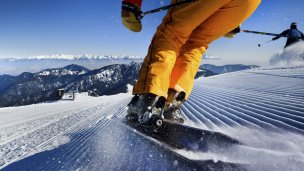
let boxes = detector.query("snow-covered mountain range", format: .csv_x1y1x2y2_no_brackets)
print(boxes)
0,63,141,107
2,54,144,61
0,54,221,76
0,63,219,107
0,55,144,76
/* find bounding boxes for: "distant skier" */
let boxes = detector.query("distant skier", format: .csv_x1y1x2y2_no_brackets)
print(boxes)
121,0,261,124
272,22,304,48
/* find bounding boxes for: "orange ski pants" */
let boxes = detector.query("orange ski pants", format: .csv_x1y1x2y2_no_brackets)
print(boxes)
133,0,261,99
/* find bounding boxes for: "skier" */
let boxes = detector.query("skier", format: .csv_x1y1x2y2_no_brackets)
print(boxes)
272,22,304,48
121,0,261,124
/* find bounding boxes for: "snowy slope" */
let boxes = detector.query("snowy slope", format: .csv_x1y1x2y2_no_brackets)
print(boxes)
1,66,304,171
0,93,132,169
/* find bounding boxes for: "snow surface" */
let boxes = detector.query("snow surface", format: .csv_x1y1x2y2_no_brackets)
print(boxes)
181,66,304,171
1,66,304,171
269,42,304,66
0,93,132,169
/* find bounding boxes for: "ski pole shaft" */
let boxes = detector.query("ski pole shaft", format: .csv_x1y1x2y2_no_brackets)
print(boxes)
141,0,198,17
242,30,279,37
258,40,273,47
242,29,301,39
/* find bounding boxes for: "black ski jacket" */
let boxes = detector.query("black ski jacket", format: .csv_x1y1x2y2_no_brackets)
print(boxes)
273,28,304,48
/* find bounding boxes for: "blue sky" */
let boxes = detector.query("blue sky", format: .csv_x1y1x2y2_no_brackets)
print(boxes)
0,0,303,65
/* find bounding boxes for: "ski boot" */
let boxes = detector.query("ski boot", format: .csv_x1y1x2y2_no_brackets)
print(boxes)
126,93,166,128
126,95,140,122
163,89,186,124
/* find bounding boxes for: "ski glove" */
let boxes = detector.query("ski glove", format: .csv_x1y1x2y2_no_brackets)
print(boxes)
121,0,143,32
224,26,241,38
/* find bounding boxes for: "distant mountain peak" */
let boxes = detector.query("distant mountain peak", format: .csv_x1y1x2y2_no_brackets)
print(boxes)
63,64,89,72
24,54,144,60
0,54,144,61
37,64,90,76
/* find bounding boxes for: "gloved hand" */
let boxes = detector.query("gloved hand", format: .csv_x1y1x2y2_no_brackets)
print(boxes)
224,26,241,38
121,0,143,32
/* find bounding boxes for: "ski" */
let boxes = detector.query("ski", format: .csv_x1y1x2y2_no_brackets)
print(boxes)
125,118,241,151
107,115,243,170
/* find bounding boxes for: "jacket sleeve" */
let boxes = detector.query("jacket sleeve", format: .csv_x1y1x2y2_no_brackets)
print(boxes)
123,0,142,6
273,29,289,40
301,32,304,40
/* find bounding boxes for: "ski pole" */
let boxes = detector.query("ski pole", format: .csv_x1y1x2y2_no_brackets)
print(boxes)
258,40,273,47
242,29,301,39
242,30,279,37
140,0,198,19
